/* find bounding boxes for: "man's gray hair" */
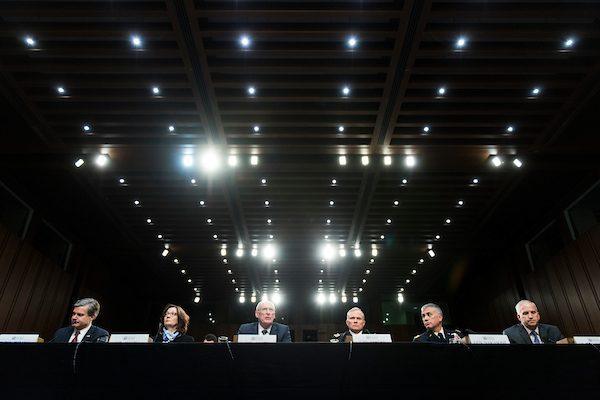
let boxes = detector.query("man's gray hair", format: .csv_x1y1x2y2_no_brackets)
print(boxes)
74,298,100,317
256,300,276,311
346,307,365,320
421,303,443,317
515,299,537,315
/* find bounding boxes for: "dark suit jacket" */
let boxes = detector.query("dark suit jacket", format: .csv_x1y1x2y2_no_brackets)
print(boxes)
51,325,109,343
502,323,564,344
413,327,462,343
237,322,292,342
334,329,371,343
152,331,194,343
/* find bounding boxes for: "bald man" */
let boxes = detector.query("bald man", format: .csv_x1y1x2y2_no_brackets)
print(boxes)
503,300,564,344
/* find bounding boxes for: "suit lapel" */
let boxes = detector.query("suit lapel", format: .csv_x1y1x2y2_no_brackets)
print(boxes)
270,323,278,338
518,325,532,344
538,324,547,343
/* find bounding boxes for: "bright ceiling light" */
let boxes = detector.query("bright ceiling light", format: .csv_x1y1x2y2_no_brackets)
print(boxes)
241,36,250,46
472,178,479,184
457,38,466,47
96,154,108,167
183,155,193,167
25,37,35,46
132,37,141,46
384,156,391,165
341,295,347,303
152,87,160,94
507,126,514,132
438,88,445,95
83,125,91,132
513,158,523,168
236,249,243,257
200,150,220,172
406,155,415,167
565,39,574,47
251,248,258,257
221,248,227,256
251,295,257,303
317,293,326,304
228,155,237,166
57,87,65,94
401,178,408,184
354,249,361,257
194,297,200,303
251,155,258,165
348,38,356,47
428,249,436,258
248,87,255,95
398,294,404,303
239,296,245,303
361,156,369,166
169,125,175,132
161,248,169,257
371,248,378,257
457,200,464,206
338,126,344,132
74,158,85,168
342,87,350,95
445,218,451,224
329,294,336,304
492,156,502,167
272,293,281,304
263,244,275,259
532,88,540,95
329,200,334,206
339,249,346,257
423,126,430,132
352,296,359,303
322,245,336,260
339,156,347,166
253,125,260,132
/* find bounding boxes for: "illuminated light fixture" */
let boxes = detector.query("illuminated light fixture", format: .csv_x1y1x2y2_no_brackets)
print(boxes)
401,178,408,184
207,218,212,224
513,158,523,168
227,270,232,274
188,279,192,283
423,126,430,132
200,150,220,172
194,297,200,303
322,244,336,260
228,155,237,166
261,178,267,184
152,87,160,94
412,269,417,274
435,234,441,240
262,293,268,301
339,249,346,257
274,269,278,273
398,294,404,303
119,178,125,184
317,293,326,304
354,249,361,257
342,87,350,95
248,87,255,95
157,234,163,239
445,218,451,224
329,294,336,304
353,296,359,303
348,38,356,47
507,126,514,133
405,279,410,284
457,38,466,47
250,156,258,165
362,279,367,283
339,156,347,165
419,258,424,264
358,288,363,292
96,154,108,167
220,248,227,256
565,39,574,47
223,259,228,264
168,125,175,132
183,155,193,167
472,178,479,184
361,156,369,166
272,293,281,304
372,248,378,257
132,37,141,46
25,37,35,46
269,235,274,239
393,200,399,206
331,179,337,184
341,295,347,303
264,200,270,206
213,234,218,239
532,88,540,95
380,235,385,240
275,279,279,283
253,125,260,132
405,155,416,167
386,219,392,224
438,88,446,95
199,200,205,206
326,219,331,224
370,258,375,264
324,235,329,239
329,200,334,206
236,249,243,257
231,279,236,283
74,158,85,168
366,269,370,274
428,249,436,258
338,126,345,132
492,156,502,167
181,269,186,274
83,125,91,132
161,248,169,257
241,36,250,46
251,295,256,303
191,179,196,184
457,200,464,206
146,218,152,224
263,244,275,259
384,156,392,165
173,259,179,264
251,248,258,257
319,279,323,283
267,218,272,224
57,87,65,94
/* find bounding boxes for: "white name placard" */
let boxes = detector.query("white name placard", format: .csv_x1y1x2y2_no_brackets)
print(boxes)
236,334,277,343
573,336,600,344
468,334,510,344
0,333,40,343
352,334,392,343
108,334,150,343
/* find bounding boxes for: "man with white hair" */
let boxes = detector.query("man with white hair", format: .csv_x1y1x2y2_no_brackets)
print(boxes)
332,307,371,343
237,300,292,342
503,299,564,344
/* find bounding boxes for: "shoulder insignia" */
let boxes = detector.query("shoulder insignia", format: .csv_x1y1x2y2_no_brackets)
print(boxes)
333,333,341,338
413,334,420,339
455,329,461,333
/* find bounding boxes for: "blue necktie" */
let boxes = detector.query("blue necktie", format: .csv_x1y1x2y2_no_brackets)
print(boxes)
532,331,540,344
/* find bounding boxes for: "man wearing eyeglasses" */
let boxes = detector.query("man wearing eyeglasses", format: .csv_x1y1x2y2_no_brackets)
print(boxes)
237,300,292,342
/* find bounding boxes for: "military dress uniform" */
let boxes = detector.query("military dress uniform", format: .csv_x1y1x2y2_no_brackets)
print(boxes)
413,328,462,343
331,329,371,343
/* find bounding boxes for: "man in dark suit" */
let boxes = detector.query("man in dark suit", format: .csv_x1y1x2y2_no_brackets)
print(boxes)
51,298,109,343
237,300,291,342
503,299,564,344
332,307,371,342
413,303,462,343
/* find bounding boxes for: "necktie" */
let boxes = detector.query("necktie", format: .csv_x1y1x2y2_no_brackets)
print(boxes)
71,331,79,343
262,329,268,335
532,331,540,344
437,333,444,341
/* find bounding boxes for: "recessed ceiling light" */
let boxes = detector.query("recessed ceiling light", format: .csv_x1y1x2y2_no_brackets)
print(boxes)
261,178,267,184
147,218,152,224
472,178,479,184
354,249,361,257
361,156,369,166
331,179,337,184
57,87,65,94
342,87,350,95
338,126,344,132
25,37,35,46
339,156,347,165
507,126,514,132
492,156,502,167
428,249,436,258
181,269,186,274
423,126,430,132
152,87,160,94
457,200,464,206
348,38,356,47
169,125,175,132
393,200,399,206
264,200,270,206
532,88,540,95
326,219,331,224
251,156,258,165
384,156,392,165
406,155,416,167
157,234,163,239
457,38,466,47
134,200,140,206
161,248,169,257
267,219,272,224
228,155,237,166
412,269,417,274
183,155,193,167
254,126,260,132
248,87,255,95
386,219,392,224
380,235,385,240
419,258,424,264
438,87,445,95
435,234,441,240
83,125,91,132
207,218,212,224
241,36,250,47
401,178,408,184
191,179,196,184
74,159,85,168
405,279,410,284
119,178,125,184
565,39,574,47
173,258,179,264
96,154,108,167
213,234,218,239
513,158,523,168
366,269,370,274
445,218,451,224
329,200,334,206
358,288,363,292
199,200,205,206
132,37,141,46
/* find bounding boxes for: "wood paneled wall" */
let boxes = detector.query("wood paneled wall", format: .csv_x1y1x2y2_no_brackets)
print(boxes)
0,224,75,340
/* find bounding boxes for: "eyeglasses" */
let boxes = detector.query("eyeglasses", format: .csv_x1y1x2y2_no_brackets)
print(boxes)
259,308,275,313
165,312,177,317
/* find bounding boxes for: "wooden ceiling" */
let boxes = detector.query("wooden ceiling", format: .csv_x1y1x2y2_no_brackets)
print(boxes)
1,0,600,306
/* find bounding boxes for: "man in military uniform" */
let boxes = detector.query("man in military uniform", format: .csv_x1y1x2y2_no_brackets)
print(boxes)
413,302,461,343
332,307,371,342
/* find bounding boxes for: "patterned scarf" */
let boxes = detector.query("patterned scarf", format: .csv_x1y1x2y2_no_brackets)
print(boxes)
162,327,179,343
